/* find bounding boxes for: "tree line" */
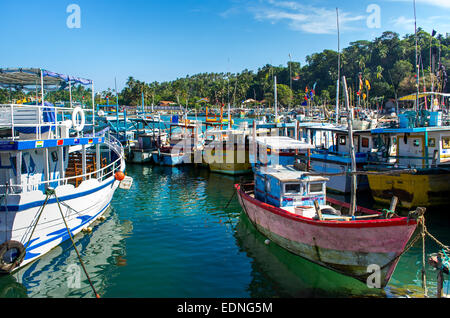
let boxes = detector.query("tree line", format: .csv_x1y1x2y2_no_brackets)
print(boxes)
1,29,448,110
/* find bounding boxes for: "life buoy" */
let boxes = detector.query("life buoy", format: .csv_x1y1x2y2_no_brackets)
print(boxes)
72,107,86,132
0,240,25,274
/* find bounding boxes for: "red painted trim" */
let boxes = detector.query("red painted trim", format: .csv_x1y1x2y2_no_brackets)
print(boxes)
255,188,279,201
278,152,296,157
234,184,417,229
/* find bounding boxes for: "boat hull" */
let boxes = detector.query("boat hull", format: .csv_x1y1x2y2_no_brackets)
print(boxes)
0,176,121,272
209,163,252,175
127,149,153,164
206,148,252,175
152,151,186,166
235,185,418,287
367,170,450,209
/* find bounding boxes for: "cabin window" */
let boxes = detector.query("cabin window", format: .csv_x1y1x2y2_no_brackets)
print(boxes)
309,183,323,194
339,136,346,145
264,179,271,193
21,156,27,174
428,138,436,148
285,183,301,194
361,137,369,148
51,151,58,162
442,137,450,149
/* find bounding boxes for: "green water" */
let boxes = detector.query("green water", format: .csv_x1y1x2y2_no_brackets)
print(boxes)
0,164,449,298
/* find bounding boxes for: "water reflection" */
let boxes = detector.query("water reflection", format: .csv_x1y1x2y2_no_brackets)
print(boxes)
234,212,385,298
0,208,132,298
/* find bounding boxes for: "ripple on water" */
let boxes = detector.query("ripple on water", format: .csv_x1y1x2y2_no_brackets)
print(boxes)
0,164,447,298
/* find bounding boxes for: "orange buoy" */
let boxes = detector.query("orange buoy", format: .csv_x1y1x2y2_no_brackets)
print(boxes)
115,171,125,181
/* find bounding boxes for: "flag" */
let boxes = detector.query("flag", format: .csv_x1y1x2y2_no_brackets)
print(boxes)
365,79,371,90
432,29,437,37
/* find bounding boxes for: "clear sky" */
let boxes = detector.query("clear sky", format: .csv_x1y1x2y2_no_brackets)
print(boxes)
1,0,449,91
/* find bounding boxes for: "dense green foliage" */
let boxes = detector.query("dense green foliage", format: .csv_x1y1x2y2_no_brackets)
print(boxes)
1,30,448,109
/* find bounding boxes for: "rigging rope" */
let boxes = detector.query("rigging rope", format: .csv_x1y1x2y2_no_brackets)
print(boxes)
50,188,100,298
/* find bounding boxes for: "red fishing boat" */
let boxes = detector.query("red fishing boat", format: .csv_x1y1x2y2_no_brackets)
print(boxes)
235,165,424,287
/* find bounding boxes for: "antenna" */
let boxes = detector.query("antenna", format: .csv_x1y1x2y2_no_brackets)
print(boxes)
336,8,341,124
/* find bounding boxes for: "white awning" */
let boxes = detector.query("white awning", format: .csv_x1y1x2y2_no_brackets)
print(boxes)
251,136,314,150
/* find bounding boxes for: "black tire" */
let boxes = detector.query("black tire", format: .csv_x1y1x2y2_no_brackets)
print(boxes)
0,241,25,274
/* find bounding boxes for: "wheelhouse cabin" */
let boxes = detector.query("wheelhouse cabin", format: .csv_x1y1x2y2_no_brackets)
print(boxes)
254,165,328,209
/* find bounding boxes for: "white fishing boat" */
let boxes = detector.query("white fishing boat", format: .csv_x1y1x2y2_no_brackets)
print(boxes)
0,68,126,274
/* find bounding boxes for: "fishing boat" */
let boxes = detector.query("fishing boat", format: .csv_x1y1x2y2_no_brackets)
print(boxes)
365,106,450,208
0,68,126,274
296,123,373,193
235,164,423,287
125,117,167,164
251,121,311,168
127,131,166,164
152,116,202,166
203,129,252,175
249,135,314,170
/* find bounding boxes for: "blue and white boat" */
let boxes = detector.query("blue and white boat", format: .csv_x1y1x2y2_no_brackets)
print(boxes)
297,124,373,193
152,117,203,166
0,68,125,274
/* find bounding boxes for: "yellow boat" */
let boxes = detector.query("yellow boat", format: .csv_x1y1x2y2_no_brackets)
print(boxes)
367,169,450,209
203,129,252,175
366,123,450,209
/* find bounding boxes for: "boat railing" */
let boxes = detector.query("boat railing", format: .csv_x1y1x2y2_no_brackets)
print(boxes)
0,133,124,194
0,103,95,141
311,148,368,159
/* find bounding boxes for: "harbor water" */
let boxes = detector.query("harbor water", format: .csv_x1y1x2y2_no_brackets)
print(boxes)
0,164,449,298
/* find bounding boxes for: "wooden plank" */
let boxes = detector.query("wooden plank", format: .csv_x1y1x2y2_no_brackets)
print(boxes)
314,200,323,220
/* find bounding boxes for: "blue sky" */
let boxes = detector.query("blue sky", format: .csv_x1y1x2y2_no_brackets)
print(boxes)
1,0,449,91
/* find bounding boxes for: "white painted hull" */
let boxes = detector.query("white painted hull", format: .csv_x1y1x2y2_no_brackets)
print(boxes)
0,176,121,272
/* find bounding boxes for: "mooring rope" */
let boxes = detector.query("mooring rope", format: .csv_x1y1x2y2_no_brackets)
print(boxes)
224,190,236,210
422,218,428,297
49,188,100,299
12,191,52,271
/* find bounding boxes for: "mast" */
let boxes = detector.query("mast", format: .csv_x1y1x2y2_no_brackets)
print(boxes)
142,90,145,115
228,102,231,130
289,53,292,112
115,77,119,136
336,8,341,125
274,75,278,122
343,75,357,216
414,0,419,112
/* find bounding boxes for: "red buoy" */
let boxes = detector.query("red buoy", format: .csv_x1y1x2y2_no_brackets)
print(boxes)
115,171,125,181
